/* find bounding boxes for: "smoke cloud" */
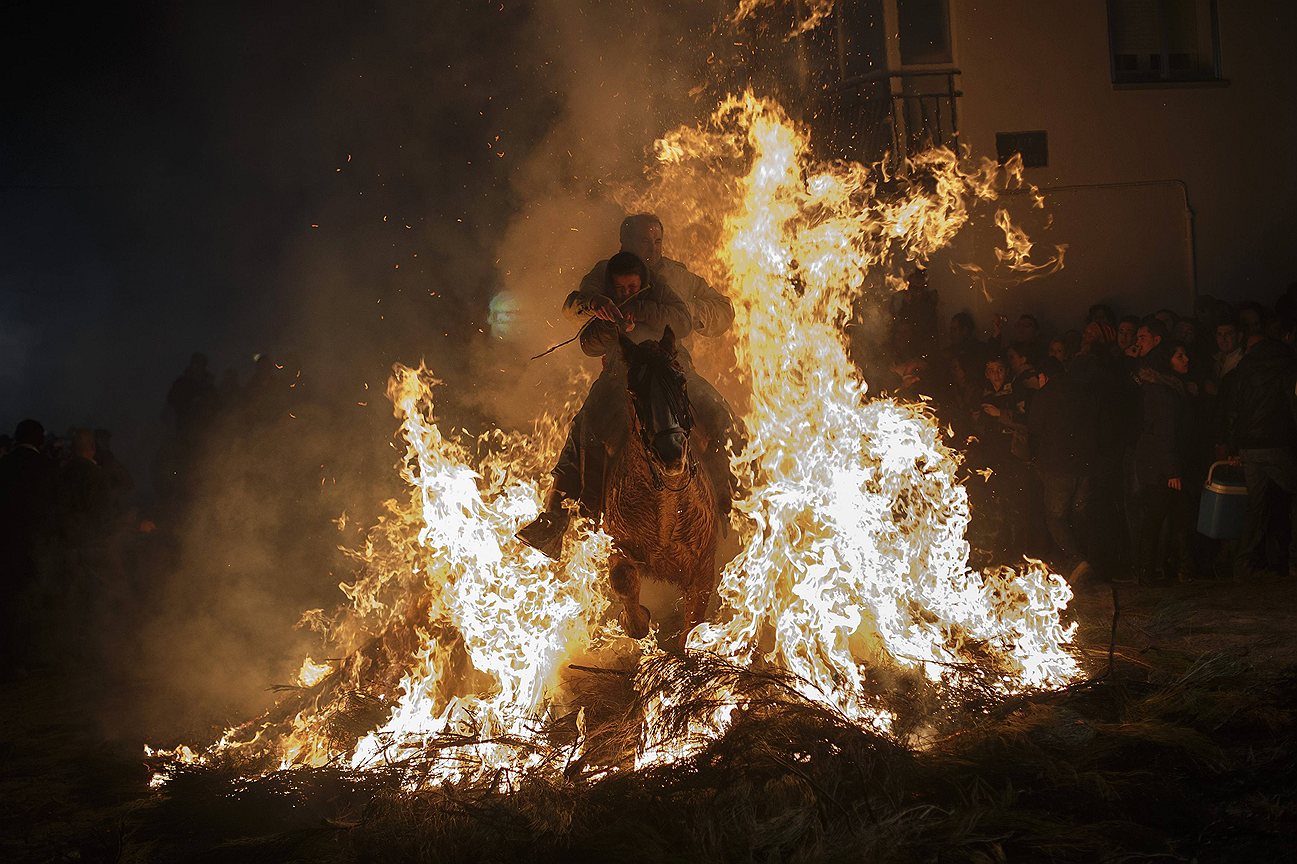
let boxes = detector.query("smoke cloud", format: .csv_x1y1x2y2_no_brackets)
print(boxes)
21,1,749,744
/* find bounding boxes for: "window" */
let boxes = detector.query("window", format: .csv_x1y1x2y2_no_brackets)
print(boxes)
1107,0,1221,84
897,0,952,66
996,131,1048,168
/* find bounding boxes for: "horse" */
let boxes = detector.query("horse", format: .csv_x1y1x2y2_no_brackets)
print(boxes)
602,326,721,645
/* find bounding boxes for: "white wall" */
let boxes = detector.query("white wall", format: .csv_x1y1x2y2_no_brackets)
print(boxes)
928,0,1297,332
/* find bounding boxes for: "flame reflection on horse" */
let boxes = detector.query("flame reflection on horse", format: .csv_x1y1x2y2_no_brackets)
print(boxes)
604,327,720,644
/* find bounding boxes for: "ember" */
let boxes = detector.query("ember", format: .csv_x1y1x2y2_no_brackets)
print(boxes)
148,92,1078,788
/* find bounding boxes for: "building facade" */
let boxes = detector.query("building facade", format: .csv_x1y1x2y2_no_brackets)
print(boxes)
795,0,1297,332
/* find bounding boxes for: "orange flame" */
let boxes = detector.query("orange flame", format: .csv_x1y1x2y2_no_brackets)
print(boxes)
149,92,1078,787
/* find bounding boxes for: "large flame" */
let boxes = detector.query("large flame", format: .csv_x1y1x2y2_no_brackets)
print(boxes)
149,93,1078,787
687,93,1075,695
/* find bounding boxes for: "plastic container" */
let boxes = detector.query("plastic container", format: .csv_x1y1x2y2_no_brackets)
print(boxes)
1197,461,1247,540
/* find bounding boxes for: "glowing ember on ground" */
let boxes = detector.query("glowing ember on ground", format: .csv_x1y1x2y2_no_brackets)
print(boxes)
148,93,1079,788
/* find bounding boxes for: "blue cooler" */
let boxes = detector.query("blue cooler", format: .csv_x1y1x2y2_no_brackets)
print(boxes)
1197,461,1247,540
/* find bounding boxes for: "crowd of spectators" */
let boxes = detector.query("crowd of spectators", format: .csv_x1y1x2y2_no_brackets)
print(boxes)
5,279,1296,678
879,273,1297,586
0,351,318,676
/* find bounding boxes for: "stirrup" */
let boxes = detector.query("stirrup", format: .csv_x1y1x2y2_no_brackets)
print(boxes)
515,510,571,560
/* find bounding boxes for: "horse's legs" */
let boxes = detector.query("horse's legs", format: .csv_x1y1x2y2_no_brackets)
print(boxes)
610,552,651,638
680,559,716,649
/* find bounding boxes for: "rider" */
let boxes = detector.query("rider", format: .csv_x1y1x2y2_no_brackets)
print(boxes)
579,214,735,350
517,216,740,558
604,214,741,519
516,251,693,558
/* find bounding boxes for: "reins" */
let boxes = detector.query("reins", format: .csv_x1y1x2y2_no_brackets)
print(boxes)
648,448,697,493
529,286,649,361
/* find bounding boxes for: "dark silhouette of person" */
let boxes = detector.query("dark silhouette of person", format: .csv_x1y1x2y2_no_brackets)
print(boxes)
0,418,57,576
1132,344,1195,582
58,428,111,555
166,352,218,441
1028,357,1099,582
1222,332,1297,579
947,311,985,368
0,419,58,669
94,428,133,507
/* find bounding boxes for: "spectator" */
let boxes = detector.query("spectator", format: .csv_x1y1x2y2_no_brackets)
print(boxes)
1087,304,1117,330
892,267,939,360
1208,318,1244,396
58,429,110,555
1006,342,1039,414
1223,330,1297,579
1116,315,1140,356
1048,337,1071,367
1236,302,1265,340
947,311,984,367
941,354,981,443
1028,357,1098,581
1062,328,1082,363
1014,314,1043,360
976,357,1028,556
94,428,133,508
0,418,57,584
1132,343,1195,582
166,352,218,441
1129,318,1169,364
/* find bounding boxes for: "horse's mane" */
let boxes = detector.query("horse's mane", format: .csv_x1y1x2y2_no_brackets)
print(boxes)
623,337,693,437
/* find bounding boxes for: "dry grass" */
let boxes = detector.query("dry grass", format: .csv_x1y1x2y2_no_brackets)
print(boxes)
120,641,1297,864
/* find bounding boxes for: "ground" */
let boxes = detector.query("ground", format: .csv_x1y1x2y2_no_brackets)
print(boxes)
1,572,1294,863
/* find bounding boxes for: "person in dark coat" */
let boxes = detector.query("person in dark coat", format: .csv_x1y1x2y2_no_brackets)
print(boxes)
0,419,58,671
1132,343,1194,582
58,428,111,556
166,352,218,441
1222,333,1297,578
947,311,985,369
1027,357,1098,581
0,419,57,582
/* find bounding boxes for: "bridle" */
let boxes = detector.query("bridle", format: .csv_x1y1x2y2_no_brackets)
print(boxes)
627,350,697,494
648,447,697,492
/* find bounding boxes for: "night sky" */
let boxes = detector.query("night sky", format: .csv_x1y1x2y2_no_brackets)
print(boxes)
2,1,572,475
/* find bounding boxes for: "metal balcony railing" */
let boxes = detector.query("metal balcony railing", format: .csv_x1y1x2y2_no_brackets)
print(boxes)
818,68,962,163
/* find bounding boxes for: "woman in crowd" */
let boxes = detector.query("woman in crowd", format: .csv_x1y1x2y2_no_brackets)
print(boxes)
1133,341,1195,581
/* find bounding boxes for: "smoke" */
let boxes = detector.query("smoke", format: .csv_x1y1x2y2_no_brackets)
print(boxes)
478,1,724,428
71,1,744,744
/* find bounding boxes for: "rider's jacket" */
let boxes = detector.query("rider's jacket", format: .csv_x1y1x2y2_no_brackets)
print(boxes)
575,256,734,344
563,272,693,359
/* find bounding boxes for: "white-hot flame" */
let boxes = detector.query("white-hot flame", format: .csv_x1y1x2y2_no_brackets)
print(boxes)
151,92,1078,787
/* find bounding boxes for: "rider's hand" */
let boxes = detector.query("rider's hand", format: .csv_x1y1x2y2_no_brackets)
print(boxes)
587,295,623,323
1168,477,1182,491
981,403,1001,418
622,311,636,333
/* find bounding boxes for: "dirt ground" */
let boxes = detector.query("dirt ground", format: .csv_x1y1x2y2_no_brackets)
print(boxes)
1,570,1294,863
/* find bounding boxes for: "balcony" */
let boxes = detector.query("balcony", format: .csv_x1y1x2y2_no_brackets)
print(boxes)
817,68,962,164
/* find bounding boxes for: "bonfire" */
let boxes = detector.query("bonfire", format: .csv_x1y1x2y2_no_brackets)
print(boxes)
147,93,1078,798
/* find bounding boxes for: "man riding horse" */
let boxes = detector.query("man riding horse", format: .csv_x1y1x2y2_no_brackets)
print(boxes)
517,214,738,559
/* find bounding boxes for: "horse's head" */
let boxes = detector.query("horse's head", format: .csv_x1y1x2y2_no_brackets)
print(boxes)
618,326,693,474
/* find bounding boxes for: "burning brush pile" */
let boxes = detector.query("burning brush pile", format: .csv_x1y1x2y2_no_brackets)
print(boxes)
143,94,1098,856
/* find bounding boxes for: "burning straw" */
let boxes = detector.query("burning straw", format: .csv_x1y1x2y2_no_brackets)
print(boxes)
147,93,1080,793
